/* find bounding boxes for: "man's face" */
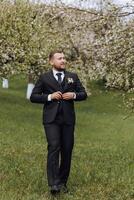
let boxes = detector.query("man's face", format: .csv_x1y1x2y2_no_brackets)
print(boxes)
50,53,66,71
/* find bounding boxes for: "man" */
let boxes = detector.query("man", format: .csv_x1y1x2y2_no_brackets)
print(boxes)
30,50,87,195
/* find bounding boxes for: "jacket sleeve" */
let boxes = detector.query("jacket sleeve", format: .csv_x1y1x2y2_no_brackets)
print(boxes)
74,74,87,101
30,75,48,104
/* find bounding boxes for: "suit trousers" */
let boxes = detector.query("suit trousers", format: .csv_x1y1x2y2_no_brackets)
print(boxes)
44,113,74,186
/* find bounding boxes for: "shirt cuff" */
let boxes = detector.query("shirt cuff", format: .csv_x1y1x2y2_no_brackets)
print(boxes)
48,94,52,101
73,93,76,99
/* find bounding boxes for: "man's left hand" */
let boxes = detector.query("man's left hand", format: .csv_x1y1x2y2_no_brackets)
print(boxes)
62,92,75,100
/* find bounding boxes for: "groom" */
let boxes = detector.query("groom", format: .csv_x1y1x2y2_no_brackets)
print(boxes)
30,50,87,195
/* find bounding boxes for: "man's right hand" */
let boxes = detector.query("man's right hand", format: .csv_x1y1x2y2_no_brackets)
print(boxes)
51,91,62,100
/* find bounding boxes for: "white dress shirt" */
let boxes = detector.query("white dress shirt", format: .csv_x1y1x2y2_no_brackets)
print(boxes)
53,68,65,82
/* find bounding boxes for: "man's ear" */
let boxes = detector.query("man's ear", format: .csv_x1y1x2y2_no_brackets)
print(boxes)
49,60,54,66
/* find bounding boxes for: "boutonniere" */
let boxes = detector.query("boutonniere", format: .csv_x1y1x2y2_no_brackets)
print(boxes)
67,77,74,84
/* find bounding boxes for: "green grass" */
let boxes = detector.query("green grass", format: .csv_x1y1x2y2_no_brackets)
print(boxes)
0,75,134,200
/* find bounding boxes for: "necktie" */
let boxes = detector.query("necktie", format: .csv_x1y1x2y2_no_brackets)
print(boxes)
56,73,62,84
56,72,63,113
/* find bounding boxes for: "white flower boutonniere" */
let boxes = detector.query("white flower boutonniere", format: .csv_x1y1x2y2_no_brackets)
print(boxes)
67,77,74,84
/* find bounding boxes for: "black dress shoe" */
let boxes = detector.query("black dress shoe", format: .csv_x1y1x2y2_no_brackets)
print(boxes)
59,183,68,193
50,185,60,195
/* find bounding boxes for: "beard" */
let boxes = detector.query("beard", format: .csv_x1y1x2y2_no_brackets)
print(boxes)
53,65,65,72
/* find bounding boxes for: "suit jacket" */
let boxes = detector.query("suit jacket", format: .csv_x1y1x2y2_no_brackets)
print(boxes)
30,70,87,125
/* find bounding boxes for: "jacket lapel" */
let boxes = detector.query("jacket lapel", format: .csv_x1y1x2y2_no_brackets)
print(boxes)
47,70,60,90
63,71,70,92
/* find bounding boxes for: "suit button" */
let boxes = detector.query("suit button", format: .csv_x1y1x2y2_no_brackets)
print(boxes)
58,101,60,103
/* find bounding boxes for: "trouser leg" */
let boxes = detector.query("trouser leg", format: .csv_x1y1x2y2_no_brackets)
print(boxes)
44,123,61,186
59,124,74,184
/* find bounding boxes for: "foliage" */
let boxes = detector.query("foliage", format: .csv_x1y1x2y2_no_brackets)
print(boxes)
0,0,133,93
92,7,134,91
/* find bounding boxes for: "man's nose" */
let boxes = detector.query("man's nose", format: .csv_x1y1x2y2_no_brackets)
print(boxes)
61,58,65,62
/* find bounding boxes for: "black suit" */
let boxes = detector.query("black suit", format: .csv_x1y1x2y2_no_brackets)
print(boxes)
30,69,87,187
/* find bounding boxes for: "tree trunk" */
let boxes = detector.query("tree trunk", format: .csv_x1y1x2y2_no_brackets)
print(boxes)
26,74,35,100
2,78,9,88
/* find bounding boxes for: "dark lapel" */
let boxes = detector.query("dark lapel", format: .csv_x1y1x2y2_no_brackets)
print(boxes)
63,71,71,91
47,70,60,90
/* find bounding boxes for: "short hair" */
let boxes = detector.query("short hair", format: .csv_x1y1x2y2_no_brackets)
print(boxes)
49,49,64,60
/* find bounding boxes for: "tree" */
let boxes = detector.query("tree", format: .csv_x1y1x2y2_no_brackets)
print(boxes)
0,0,133,99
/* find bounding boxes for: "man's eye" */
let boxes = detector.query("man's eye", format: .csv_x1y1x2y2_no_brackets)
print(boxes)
58,57,65,60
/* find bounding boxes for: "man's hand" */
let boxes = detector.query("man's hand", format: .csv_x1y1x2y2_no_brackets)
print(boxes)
62,92,75,100
51,91,62,100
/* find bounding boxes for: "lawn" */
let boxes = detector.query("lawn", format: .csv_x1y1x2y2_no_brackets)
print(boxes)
0,75,134,200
